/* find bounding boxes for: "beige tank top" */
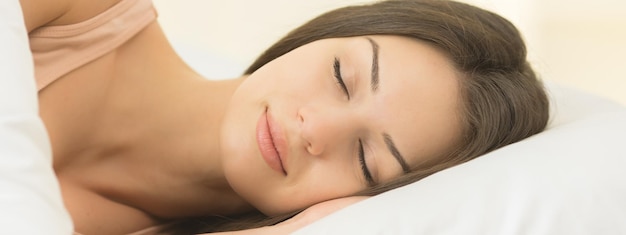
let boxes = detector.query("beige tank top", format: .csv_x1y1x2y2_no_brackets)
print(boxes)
29,0,157,91
29,0,165,233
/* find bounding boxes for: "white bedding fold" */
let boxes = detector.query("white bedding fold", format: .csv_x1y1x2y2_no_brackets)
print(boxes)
1,0,73,233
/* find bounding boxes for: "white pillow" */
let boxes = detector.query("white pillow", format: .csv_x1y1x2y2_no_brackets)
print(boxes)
293,83,626,235
0,1,73,234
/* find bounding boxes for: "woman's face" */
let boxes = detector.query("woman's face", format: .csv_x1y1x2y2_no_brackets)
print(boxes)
220,35,461,215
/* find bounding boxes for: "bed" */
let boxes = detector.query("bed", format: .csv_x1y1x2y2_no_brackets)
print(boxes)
2,1,626,234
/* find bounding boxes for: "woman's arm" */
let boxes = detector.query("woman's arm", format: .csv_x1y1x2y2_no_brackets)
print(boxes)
18,0,72,32
204,197,368,235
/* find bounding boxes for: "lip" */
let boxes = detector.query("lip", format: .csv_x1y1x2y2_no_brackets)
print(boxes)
256,109,288,175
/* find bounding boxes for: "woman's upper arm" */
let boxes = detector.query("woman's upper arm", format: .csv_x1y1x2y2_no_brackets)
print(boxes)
18,0,72,32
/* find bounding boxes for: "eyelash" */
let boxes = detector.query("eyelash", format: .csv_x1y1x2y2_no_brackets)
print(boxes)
333,57,350,100
359,140,374,185
334,57,374,185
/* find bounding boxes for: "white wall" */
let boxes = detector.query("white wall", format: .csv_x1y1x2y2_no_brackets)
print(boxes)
153,0,626,106
533,0,626,106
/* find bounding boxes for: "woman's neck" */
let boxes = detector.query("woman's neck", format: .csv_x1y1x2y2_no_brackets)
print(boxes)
43,21,254,226
116,73,249,216
92,21,253,218
91,64,250,217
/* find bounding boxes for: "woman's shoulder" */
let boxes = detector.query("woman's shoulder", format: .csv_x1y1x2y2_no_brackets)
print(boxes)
19,0,124,32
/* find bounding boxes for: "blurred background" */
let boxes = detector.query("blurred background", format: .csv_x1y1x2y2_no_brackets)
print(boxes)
153,0,626,106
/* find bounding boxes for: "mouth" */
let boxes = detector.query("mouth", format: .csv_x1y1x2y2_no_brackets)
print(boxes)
256,108,287,175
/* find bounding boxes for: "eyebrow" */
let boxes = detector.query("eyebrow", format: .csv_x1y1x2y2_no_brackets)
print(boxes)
365,37,380,92
383,133,411,173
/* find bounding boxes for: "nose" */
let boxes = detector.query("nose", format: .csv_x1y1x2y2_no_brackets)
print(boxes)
298,104,360,156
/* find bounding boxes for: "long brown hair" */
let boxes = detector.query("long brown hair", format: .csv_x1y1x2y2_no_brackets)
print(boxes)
166,0,549,233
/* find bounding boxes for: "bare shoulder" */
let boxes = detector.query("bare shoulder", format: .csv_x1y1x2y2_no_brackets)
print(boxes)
19,0,123,32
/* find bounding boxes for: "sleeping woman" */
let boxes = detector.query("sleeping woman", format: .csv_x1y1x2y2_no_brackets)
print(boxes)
19,0,549,234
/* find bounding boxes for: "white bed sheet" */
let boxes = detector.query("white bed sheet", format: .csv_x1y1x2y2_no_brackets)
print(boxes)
0,0,73,234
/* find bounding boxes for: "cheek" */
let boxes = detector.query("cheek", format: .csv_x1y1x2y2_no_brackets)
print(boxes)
255,162,364,215
222,150,290,216
220,42,350,214
222,153,263,201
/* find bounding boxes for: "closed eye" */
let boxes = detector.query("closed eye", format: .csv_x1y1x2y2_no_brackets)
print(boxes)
359,139,374,186
333,57,350,99
333,57,372,185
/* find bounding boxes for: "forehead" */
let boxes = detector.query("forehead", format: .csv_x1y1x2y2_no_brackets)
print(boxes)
367,35,462,172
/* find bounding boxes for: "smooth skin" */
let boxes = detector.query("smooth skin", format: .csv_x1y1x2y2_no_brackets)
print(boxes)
208,197,370,235
20,0,462,234
221,35,463,215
